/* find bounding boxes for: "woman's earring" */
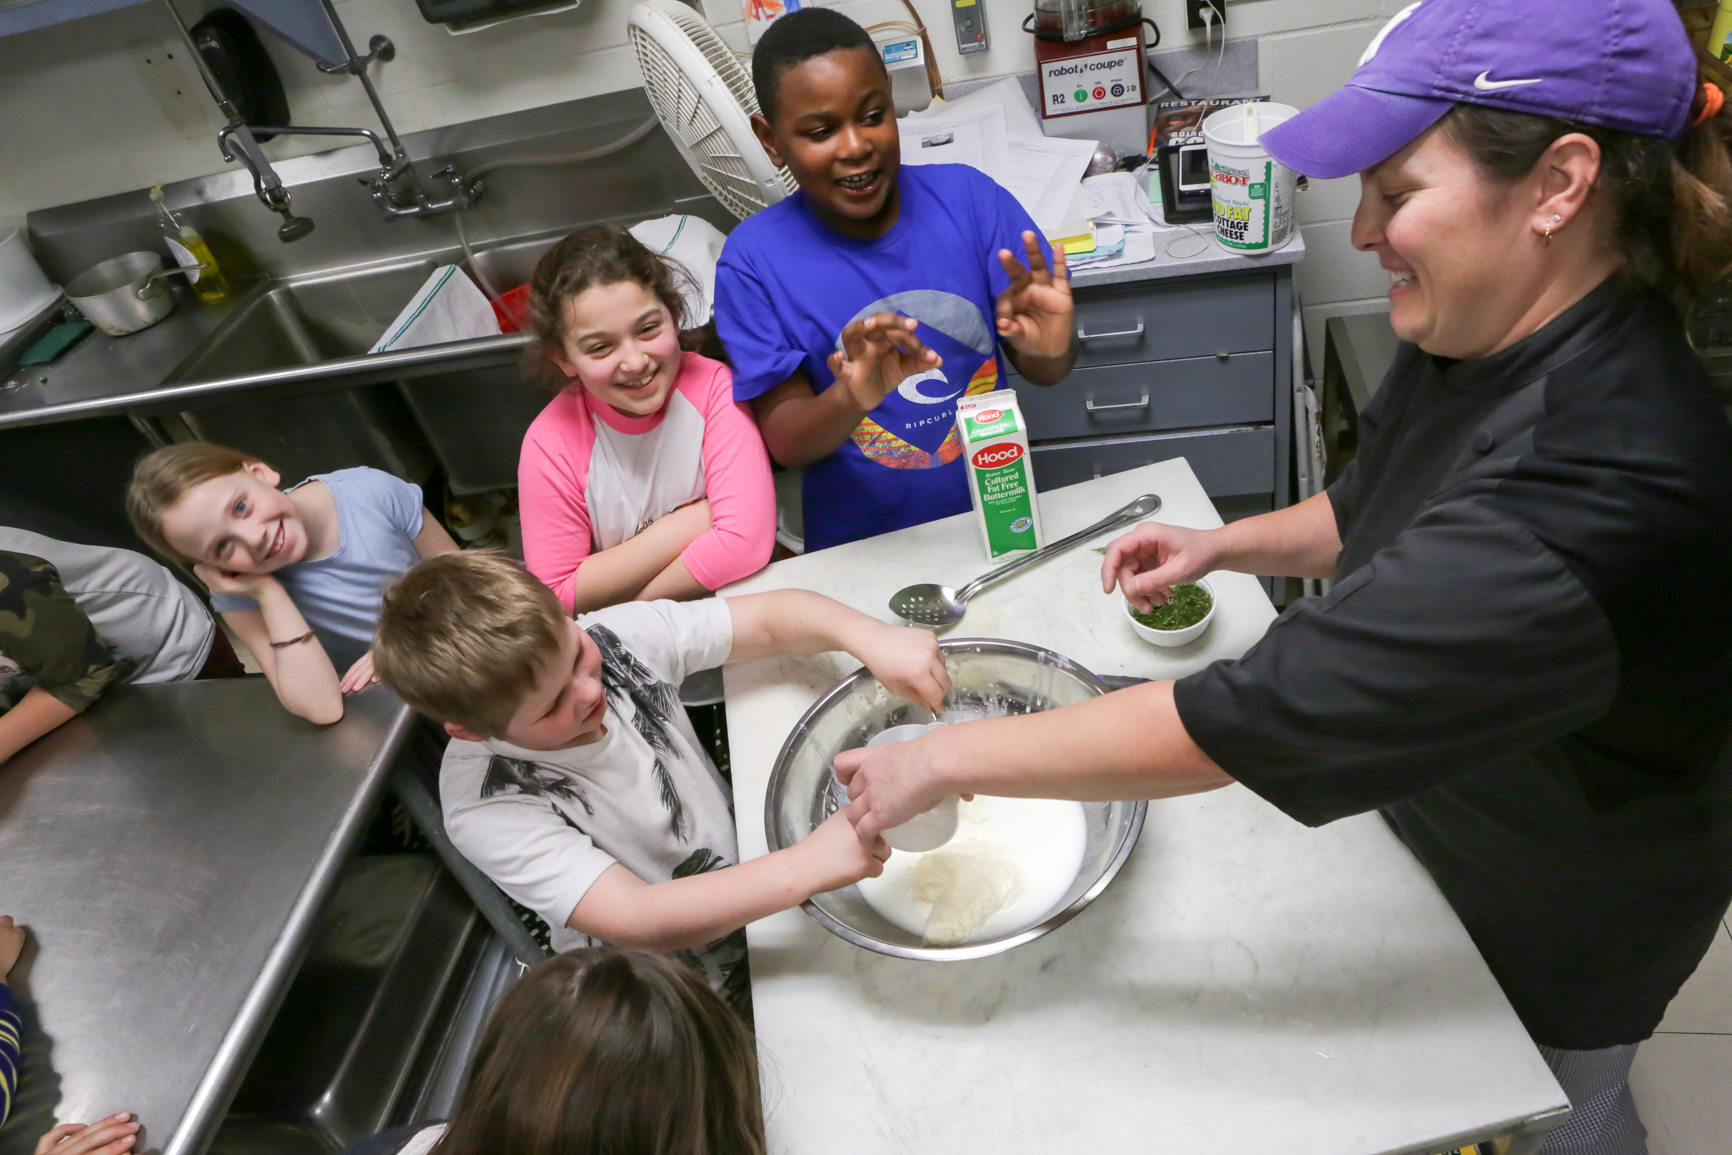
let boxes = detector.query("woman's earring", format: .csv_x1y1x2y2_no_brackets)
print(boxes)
1543,213,1562,242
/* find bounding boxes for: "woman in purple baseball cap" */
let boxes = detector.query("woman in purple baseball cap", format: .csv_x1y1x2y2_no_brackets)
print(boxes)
838,3,1732,1152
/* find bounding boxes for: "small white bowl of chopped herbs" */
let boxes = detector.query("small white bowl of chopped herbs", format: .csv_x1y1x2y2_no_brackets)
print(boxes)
1123,576,1216,647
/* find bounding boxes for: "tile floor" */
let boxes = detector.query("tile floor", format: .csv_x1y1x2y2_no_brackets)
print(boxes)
1631,915,1732,1154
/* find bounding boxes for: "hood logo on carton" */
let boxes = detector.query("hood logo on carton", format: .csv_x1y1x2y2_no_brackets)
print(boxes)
972,443,1026,469
975,408,1004,424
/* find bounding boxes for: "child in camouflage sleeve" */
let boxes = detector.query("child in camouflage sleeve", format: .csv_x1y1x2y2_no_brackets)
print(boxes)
0,550,116,764
0,529,236,764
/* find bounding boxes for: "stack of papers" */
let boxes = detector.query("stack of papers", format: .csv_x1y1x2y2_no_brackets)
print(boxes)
899,79,1181,272
899,79,1097,237
1062,170,1183,271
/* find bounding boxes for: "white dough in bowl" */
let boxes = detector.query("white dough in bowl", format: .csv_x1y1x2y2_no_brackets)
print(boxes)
857,795,1089,946
911,838,1023,944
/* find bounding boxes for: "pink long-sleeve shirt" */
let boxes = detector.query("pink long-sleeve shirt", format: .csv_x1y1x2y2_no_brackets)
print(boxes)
519,352,776,613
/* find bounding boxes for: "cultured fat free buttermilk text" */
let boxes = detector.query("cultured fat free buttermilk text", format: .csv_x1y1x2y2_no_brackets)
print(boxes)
957,389,1045,560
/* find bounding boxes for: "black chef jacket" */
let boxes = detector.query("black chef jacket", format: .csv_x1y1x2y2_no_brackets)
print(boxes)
1173,279,1732,1050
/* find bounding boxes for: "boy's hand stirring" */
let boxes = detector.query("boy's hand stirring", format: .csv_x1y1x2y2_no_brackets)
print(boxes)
847,622,950,713
826,313,943,414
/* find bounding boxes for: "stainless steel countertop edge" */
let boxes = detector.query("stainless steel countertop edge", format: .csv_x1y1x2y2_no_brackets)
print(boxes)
0,332,533,431
165,700,418,1155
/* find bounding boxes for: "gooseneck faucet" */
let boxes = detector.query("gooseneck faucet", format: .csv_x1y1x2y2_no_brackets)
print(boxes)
162,0,484,243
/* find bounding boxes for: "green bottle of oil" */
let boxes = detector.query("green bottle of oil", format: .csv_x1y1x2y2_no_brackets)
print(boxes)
150,185,230,304
1711,0,1732,63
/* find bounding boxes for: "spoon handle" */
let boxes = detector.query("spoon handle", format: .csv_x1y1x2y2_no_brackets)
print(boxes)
956,493,1162,603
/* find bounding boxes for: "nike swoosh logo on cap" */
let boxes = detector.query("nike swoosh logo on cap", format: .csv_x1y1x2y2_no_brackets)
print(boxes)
1474,72,1543,91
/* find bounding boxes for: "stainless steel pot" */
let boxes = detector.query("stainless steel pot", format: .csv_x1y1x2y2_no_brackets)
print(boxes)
765,638,1148,961
66,251,178,336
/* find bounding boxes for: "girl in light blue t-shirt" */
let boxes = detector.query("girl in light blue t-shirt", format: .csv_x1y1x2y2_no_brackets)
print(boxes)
128,444,458,724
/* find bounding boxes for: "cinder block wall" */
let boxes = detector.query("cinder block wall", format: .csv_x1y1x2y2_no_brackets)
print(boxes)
0,0,1399,358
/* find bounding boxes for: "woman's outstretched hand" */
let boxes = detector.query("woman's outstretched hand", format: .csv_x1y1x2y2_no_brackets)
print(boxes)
833,729,955,845
1102,522,1221,611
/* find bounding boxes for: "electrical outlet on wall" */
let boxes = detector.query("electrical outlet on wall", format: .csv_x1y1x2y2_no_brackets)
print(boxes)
1186,0,1224,32
132,38,218,137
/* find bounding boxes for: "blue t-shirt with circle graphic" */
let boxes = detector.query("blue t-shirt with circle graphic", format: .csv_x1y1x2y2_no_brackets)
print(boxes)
716,164,1048,551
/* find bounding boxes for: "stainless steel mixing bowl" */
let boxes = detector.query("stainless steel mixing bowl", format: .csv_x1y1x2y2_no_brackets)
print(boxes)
765,638,1148,961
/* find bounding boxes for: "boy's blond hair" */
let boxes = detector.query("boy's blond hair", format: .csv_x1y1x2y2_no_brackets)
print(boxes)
374,551,568,737
127,442,263,561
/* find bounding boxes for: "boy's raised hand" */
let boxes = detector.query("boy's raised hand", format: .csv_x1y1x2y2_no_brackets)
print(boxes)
850,622,950,713
826,313,943,414
996,230,1074,359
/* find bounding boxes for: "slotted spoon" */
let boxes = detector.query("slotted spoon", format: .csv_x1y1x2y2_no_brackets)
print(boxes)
889,493,1162,627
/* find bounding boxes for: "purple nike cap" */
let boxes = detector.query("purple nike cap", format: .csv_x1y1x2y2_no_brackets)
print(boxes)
1261,0,1698,180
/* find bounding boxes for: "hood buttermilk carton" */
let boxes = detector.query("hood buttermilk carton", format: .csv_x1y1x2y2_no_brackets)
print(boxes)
956,389,1045,560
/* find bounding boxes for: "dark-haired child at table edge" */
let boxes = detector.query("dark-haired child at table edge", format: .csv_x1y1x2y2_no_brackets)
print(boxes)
0,916,140,1155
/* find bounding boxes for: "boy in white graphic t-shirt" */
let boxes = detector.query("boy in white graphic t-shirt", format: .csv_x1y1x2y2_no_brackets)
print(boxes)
373,551,948,1009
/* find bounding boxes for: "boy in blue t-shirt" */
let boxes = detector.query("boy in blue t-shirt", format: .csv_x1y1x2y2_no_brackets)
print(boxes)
715,8,1077,552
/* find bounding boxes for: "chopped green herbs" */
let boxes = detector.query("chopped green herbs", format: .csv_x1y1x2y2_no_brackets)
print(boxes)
1129,583,1212,631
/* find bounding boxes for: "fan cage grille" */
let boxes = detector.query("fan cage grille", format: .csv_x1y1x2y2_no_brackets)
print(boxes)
629,1,798,218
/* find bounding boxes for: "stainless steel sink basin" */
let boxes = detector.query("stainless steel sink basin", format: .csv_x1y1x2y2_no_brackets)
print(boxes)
170,263,440,380
0,234,658,491
9,88,720,489
142,258,534,486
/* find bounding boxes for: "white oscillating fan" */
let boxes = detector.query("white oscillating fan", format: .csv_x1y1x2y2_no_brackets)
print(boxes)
629,0,798,220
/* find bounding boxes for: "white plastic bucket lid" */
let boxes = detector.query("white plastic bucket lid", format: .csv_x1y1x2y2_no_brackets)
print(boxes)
0,229,60,335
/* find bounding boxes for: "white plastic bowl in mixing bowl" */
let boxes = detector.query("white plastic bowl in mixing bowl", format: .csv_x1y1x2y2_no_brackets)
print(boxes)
764,638,1147,961
1123,575,1217,648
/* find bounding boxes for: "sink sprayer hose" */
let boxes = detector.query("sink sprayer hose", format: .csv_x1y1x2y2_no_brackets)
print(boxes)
455,114,662,305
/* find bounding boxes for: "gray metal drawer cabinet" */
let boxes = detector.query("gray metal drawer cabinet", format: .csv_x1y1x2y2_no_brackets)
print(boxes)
1030,426,1276,496
1010,351,1273,440
1070,275,1274,368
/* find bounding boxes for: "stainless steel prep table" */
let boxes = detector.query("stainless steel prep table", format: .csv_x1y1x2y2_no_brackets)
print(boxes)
0,680,414,1155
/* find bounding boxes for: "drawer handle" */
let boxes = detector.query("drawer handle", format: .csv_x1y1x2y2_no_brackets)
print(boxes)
1077,321,1145,341
1086,392,1150,412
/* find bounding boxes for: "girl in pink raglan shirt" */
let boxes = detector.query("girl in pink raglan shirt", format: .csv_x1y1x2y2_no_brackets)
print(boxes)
519,226,774,613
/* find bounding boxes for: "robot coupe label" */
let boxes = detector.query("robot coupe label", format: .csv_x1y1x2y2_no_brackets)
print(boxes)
1039,46,1143,116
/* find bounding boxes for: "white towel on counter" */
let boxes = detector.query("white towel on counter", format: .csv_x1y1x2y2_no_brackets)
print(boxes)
370,264,501,354
629,214,727,327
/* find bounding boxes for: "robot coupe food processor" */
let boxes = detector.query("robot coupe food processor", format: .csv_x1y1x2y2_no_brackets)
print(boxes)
1027,0,1151,145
